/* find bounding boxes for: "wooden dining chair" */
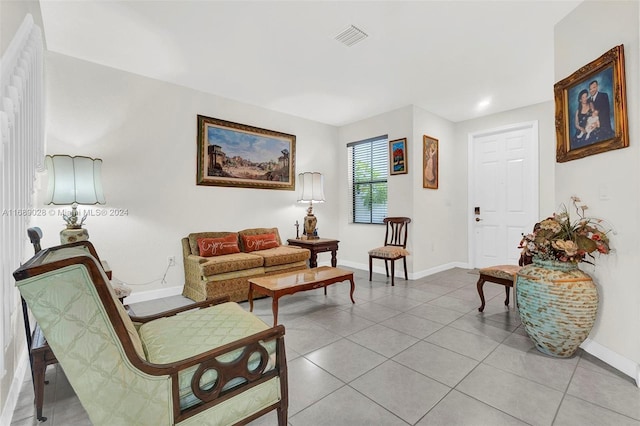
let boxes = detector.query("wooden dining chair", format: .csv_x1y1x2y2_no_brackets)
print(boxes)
368,217,411,286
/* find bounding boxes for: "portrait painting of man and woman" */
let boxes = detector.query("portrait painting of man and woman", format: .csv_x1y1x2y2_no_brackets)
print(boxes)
555,45,628,163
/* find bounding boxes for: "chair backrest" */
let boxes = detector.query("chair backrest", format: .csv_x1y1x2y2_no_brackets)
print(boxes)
383,217,411,248
13,242,168,425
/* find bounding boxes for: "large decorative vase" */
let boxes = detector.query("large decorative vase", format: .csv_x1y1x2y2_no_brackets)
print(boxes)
515,258,598,358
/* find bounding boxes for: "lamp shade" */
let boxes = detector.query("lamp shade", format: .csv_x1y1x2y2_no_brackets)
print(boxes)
297,172,325,203
45,155,105,205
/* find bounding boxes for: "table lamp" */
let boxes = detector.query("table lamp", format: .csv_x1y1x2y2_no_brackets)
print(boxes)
297,172,324,239
45,155,105,244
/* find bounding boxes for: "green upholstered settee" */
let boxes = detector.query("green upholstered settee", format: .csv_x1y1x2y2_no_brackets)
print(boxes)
182,227,310,302
14,241,288,426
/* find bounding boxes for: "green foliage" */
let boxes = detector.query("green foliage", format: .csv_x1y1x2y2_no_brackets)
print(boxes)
354,160,387,208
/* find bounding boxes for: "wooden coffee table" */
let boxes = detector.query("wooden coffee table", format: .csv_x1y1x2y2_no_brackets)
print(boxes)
248,266,355,326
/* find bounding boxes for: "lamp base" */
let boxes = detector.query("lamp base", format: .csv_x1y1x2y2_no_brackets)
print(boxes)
60,228,89,244
303,209,318,240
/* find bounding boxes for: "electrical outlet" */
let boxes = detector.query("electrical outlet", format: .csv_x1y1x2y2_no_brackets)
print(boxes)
167,256,176,267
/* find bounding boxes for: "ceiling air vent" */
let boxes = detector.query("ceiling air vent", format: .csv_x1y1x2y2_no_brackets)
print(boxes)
335,25,368,47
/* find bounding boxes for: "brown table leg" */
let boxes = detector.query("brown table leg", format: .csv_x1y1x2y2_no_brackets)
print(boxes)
330,249,337,267
248,283,255,312
348,277,355,304
272,295,280,326
309,252,318,268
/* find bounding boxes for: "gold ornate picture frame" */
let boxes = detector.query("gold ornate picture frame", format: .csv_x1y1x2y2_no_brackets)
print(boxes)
423,135,438,189
554,45,628,163
197,115,296,190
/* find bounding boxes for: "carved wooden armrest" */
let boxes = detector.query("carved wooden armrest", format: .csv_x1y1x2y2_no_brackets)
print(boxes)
165,325,286,423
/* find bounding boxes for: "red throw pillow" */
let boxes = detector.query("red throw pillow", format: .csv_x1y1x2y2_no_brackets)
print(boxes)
242,233,279,252
197,234,240,257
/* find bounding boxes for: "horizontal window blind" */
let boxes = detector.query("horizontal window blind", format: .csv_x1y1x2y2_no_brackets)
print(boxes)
347,136,388,224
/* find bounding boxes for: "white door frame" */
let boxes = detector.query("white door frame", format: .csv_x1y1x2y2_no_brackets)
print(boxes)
467,121,539,268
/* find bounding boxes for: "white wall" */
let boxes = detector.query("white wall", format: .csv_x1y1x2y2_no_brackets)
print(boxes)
411,106,465,275
36,52,339,298
0,2,45,422
337,106,415,273
554,1,640,378
336,105,466,278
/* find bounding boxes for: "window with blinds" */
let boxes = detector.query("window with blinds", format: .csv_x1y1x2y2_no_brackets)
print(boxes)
347,135,388,224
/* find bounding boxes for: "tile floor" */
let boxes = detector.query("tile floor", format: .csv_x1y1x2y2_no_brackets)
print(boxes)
10,267,640,425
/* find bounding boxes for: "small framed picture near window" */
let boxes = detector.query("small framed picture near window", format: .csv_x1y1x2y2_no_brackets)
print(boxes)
554,44,628,163
423,135,438,189
389,138,408,175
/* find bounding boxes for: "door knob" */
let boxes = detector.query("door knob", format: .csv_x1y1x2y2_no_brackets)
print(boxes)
475,218,482,222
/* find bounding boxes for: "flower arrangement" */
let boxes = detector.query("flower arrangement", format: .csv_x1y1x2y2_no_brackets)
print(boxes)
520,197,611,264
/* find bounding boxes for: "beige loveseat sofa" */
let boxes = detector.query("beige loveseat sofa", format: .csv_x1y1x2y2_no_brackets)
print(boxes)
182,227,310,302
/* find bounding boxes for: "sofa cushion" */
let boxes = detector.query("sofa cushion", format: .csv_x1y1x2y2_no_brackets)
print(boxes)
199,252,264,276
256,246,310,267
263,261,308,274
241,233,279,253
203,267,265,282
197,234,240,257
138,302,276,410
238,228,282,250
188,232,236,256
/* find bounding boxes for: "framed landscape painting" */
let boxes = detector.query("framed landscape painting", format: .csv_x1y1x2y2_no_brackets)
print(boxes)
423,135,438,189
554,45,628,163
197,115,296,190
389,138,408,175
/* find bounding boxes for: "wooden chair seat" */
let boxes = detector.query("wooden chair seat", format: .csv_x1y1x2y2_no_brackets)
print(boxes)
476,264,522,312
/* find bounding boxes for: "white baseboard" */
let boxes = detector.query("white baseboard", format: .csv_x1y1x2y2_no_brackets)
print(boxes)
123,285,183,304
1,351,29,425
412,262,470,280
580,338,640,387
337,260,470,280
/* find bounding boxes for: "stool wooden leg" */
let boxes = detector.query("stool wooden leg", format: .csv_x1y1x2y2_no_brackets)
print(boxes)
477,276,486,312
504,286,510,307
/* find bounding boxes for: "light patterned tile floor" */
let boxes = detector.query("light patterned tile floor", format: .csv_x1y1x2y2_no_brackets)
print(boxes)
10,267,640,425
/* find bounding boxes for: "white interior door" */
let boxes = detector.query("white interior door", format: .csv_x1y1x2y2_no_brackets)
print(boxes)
469,122,538,268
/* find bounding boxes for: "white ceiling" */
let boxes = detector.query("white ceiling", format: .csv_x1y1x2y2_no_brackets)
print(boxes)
39,1,581,127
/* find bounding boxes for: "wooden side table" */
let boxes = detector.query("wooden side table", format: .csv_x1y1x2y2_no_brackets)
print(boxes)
287,238,339,268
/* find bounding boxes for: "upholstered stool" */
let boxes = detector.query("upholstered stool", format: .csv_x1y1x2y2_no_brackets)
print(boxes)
476,265,521,312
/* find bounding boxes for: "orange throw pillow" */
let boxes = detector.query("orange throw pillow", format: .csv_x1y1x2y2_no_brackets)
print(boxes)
197,234,240,257
242,233,279,252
